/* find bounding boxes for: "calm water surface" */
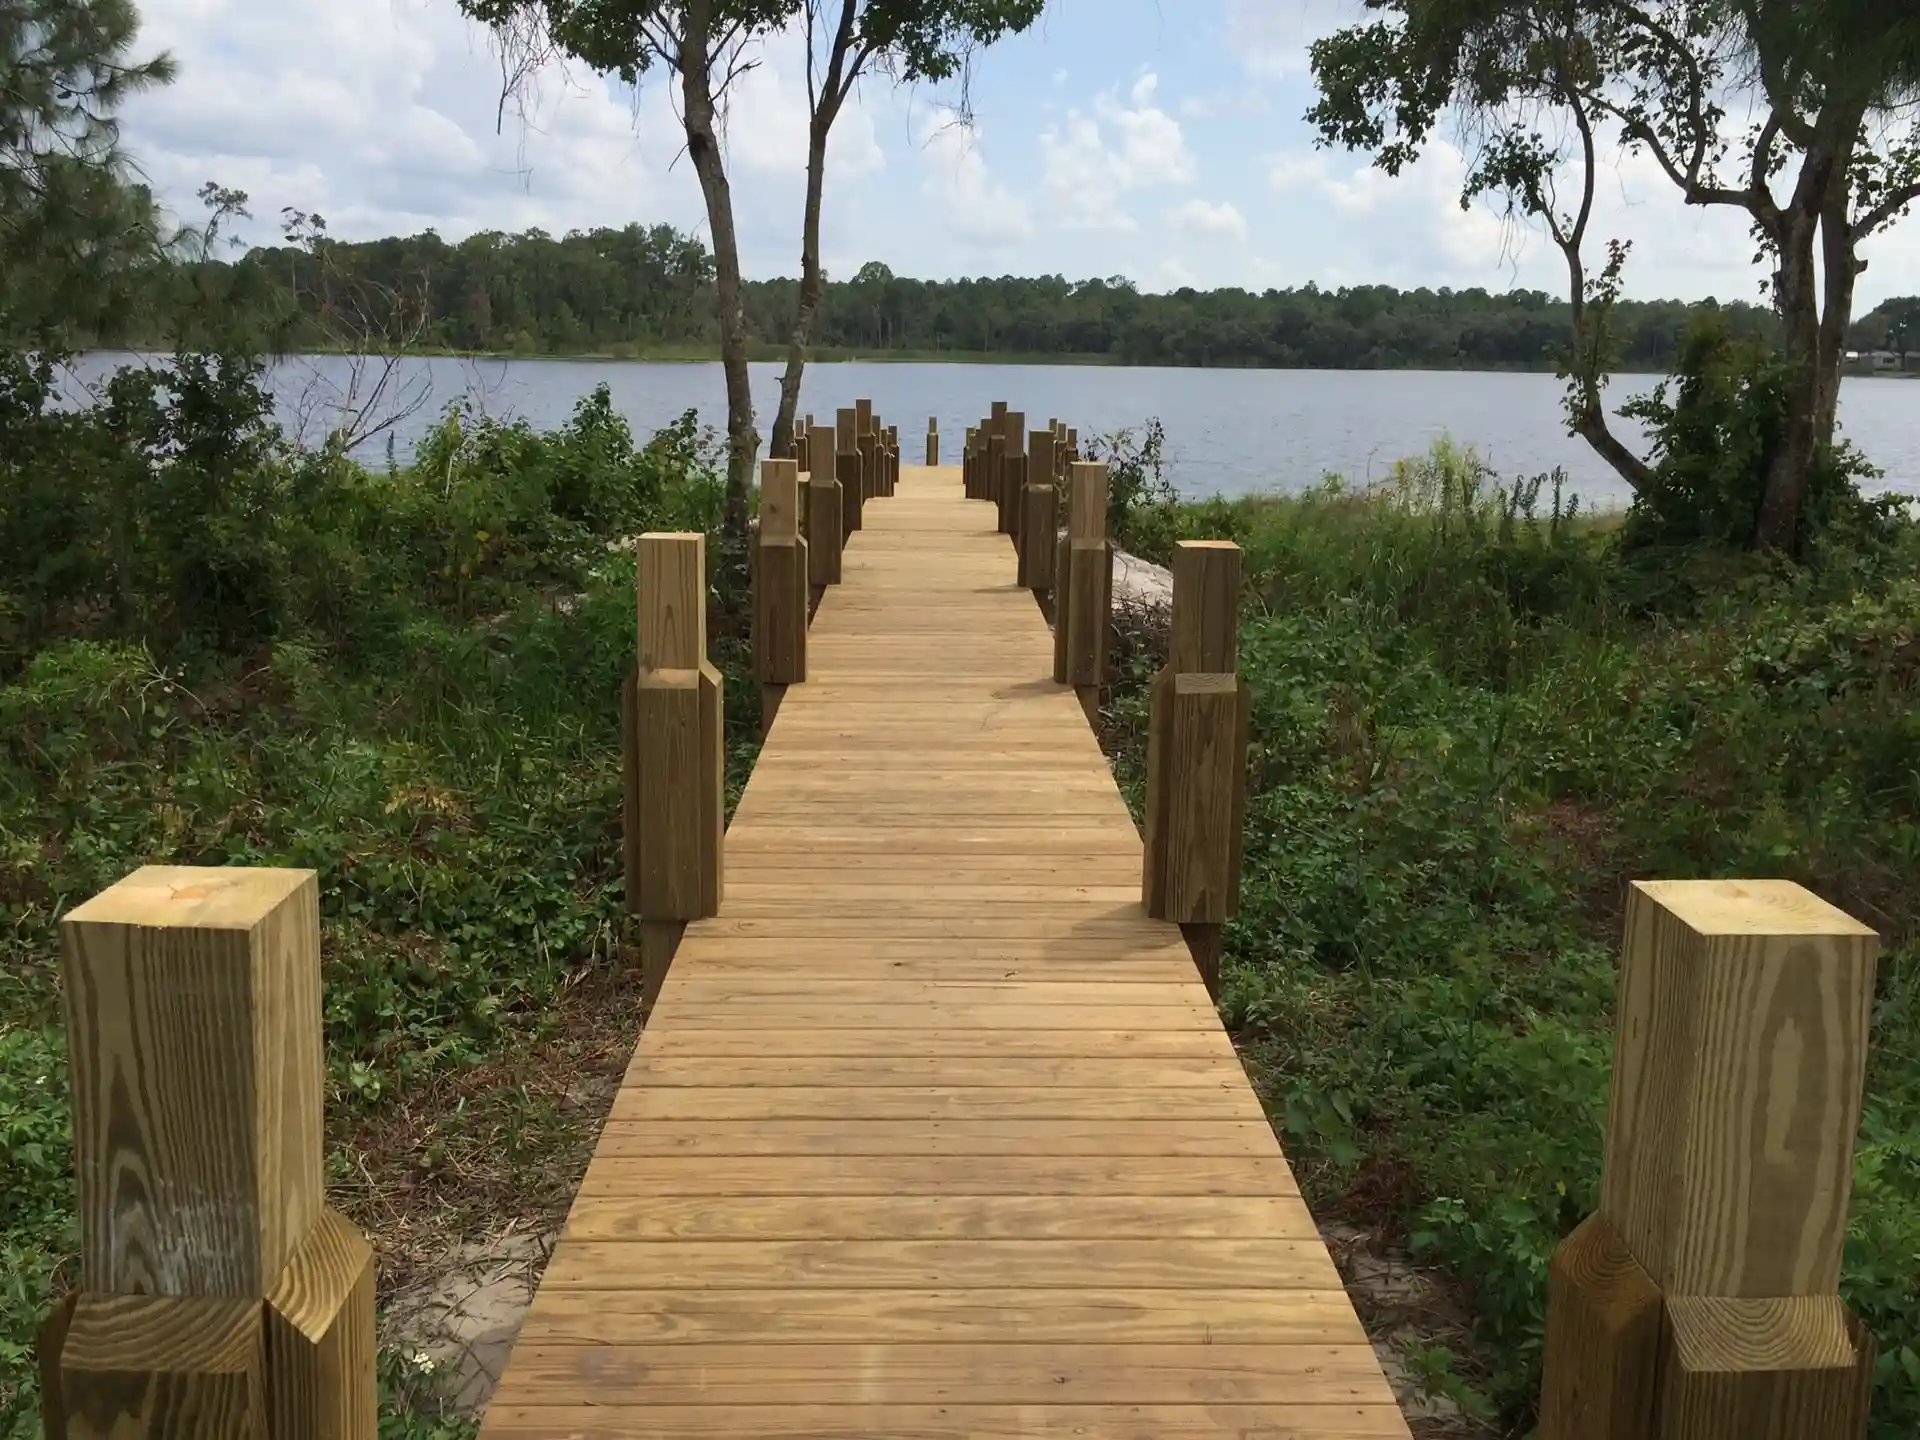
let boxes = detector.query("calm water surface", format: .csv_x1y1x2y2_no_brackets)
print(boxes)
71,355,1920,507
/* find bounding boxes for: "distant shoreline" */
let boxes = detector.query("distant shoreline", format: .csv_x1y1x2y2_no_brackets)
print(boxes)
78,346,1920,383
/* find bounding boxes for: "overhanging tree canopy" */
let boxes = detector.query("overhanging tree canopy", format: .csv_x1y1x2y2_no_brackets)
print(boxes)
1309,0,1920,550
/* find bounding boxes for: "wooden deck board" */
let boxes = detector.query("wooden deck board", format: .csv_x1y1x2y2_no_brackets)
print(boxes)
479,466,1408,1439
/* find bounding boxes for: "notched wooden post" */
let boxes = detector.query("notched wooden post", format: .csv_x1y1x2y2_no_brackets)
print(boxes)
997,412,1026,537
1141,542,1249,997
630,532,724,1008
806,424,843,610
926,417,939,466
754,459,808,736
1055,461,1113,724
1020,429,1058,591
1539,880,1881,1440
836,408,864,537
53,866,375,1440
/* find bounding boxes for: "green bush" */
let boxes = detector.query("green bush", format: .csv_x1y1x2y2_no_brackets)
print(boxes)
0,354,748,1437
1101,444,1920,1431
1620,313,1884,554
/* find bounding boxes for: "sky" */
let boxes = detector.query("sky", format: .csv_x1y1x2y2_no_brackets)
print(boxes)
119,0,1920,307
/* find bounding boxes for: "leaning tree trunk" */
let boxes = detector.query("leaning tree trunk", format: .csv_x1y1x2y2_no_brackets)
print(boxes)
1756,132,1854,555
771,111,835,462
681,2,757,551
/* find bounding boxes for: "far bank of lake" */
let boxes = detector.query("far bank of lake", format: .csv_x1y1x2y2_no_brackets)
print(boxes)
69,354,1920,507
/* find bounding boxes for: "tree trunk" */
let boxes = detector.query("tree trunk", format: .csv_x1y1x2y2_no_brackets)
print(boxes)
1755,129,1854,554
1756,227,1820,552
681,1,757,550
771,111,834,462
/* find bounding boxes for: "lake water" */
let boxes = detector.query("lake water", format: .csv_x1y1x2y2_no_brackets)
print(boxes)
69,354,1920,507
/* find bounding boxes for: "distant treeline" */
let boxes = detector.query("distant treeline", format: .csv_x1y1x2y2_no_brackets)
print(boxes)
126,222,1920,372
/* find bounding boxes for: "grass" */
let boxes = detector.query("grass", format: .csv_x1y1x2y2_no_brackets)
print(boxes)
0,364,761,1438
1093,431,1920,1433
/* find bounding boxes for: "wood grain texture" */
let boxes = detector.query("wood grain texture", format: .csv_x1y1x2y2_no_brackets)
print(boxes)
61,866,323,1298
1538,1214,1661,1440
1656,1295,1869,1439
835,447,863,537
61,1295,265,1440
484,1405,1410,1439
478,465,1407,1440
1601,880,1878,1297
264,1208,376,1440
1021,483,1056,592
38,1292,77,1440
637,533,705,672
752,536,807,687
805,475,842,587
1171,541,1242,674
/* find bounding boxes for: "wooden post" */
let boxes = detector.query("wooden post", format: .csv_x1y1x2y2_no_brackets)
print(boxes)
858,426,880,505
52,867,376,1440
886,425,899,495
807,424,842,606
1141,543,1249,997
1020,429,1058,586
1539,881,1880,1440
997,413,1026,536
754,459,808,737
629,533,724,1008
1054,461,1112,724
986,433,1006,522
835,405,855,457
836,409,864,535
855,397,873,442
927,417,939,466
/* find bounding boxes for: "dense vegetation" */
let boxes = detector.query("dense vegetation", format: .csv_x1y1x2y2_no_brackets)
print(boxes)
1094,418,1920,1434
0,351,761,1438
104,220,1898,372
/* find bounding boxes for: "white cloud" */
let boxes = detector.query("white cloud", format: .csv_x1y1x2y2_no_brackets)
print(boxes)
1179,88,1270,121
1226,0,1354,81
1040,70,1195,232
916,108,1033,248
1170,198,1250,241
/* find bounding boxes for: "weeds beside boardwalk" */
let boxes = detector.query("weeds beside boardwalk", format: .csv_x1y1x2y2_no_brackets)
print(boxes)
0,362,759,1438
1097,430,1920,1433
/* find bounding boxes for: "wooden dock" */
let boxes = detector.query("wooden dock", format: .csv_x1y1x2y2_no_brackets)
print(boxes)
480,466,1411,1439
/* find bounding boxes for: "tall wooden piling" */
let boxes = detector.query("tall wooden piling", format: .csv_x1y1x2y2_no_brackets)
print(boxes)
927,417,939,466
806,424,843,604
628,533,724,1007
997,413,1026,536
1539,880,1880,1440
1142,542,1249,996
1020,429,1058,589
754,459,808,736
1052,461,1112,725
836,409,864,535
51,867,376,1440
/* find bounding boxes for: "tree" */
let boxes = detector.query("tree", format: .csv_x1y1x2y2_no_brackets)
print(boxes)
459,0,792,548
765,0,1045,459
1309,0,1920,550
1,0,176,339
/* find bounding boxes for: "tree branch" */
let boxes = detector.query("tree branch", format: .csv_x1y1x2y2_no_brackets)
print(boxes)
1858,179,1920,238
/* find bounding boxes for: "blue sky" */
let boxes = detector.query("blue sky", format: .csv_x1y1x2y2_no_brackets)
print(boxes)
121,0,1920,306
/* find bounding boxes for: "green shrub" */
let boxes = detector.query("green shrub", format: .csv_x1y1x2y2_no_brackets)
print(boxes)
1102,449,1920,1432
0,354,746,1437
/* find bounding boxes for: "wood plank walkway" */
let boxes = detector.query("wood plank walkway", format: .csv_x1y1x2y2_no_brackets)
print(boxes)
481,466,1410,1439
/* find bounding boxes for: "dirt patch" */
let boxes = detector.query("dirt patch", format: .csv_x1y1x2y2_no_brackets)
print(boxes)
326,956,638,1415
386,1231,555,1418
1321,1221,1494,1439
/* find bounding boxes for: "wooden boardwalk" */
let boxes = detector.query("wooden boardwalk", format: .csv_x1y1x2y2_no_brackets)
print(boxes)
481,466,1410,1439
